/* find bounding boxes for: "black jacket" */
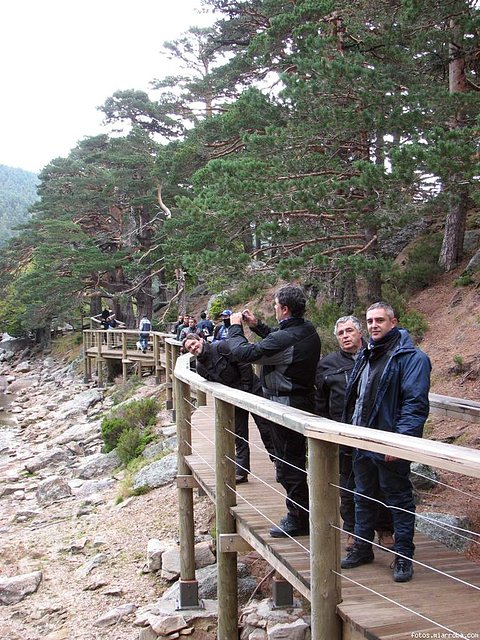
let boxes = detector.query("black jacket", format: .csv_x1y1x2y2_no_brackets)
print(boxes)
314,341,366,420
195,340,257,392
228,317,321,410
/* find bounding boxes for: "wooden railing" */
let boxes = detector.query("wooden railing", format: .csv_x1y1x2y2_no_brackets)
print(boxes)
169,345,480,640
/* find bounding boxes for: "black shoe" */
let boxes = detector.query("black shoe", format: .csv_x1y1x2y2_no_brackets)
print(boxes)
235,474,248,484
269,514,309,538
392,556,413,582
341,545,374,569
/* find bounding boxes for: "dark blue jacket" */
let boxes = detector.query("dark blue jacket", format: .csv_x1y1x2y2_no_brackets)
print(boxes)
343,329,431,438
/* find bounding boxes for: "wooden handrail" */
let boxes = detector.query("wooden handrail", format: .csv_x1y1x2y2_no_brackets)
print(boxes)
173,353,480,479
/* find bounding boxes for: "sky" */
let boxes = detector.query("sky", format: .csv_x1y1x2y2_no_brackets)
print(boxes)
0,0,212,174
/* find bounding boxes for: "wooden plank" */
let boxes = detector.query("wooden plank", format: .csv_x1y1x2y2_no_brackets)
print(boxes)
186,398,480,640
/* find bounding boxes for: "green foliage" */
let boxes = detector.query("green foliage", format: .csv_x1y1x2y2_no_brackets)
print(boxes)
386,234,443,297
454,273,474,287
209,296,228,320
398,309,429,343
116,427,154,466
101,397,159,454
101,417,128,453
0,165,38,246
227,273,275,307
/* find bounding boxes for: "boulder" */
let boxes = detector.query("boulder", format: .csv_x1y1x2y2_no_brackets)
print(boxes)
25,447,70,473
93,602,137,627
0,571,42,605
132,452,177,493
36,475,72,505
415,512,473,552
76,450,121,479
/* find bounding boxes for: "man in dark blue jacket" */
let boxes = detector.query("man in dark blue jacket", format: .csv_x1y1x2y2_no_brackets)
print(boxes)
229,285,321,538
315,315,393,551
340,302,431,583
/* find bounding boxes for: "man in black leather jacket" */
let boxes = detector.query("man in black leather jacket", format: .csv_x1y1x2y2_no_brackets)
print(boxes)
229,285,321,538
315,315,393,551
182,333,275,483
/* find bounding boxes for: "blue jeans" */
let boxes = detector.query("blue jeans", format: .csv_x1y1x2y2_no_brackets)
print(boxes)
140,333,149,350
353,451,415,557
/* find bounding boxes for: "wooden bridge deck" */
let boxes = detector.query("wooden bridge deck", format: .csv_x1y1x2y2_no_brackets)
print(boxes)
186,399,480,640
85,346,166,367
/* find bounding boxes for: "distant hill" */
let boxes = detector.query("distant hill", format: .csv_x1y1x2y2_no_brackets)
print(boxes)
0,164,39,246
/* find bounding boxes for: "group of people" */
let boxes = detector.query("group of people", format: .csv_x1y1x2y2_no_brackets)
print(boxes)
182,285,432,584
173,309,233,342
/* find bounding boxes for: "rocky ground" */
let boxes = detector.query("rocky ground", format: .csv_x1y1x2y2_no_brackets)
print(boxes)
0,350,218,640
1,266,479,639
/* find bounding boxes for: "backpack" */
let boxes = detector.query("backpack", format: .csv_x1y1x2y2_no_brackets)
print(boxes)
141,320,151,332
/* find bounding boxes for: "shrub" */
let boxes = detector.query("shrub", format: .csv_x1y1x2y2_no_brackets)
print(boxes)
396,234,443,294
454,274,474,287
101,417,129,453
101,397,159,454
398,309,428,343
116,427,154,465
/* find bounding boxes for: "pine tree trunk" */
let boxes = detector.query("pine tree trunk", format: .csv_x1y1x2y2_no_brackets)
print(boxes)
438,185,468,271
439,18,468,272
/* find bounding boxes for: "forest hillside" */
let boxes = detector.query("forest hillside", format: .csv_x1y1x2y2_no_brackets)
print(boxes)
0,165,38,246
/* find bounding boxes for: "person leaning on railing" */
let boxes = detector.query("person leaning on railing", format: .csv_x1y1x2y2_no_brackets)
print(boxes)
182,333,275,483
340,301,432,583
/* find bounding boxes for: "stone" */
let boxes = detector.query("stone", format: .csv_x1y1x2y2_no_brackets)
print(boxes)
132,452,177,492
93,602,137,627
25,447,70,473
0,571,42,605
35,476,72,505
72,478,115,498
139,627,158,640
146,538,167,572
52,419,102,446
267,619,309,639
415,512,473,551
15,362,32,373
76,553,108,577
410,462,438,490
149,613,188,635
76,450,121,479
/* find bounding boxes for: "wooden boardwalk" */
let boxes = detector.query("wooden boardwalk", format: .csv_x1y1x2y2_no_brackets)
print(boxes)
186,399,480,640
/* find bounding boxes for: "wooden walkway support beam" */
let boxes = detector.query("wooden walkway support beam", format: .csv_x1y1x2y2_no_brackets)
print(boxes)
215,398,238,640
175,374,200,609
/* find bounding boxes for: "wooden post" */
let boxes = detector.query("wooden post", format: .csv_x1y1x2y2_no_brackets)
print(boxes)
154,334,161,384
165,341,173,409
122,331,128,384
175,375,200,608
215,398,238,640
83,332,90,383
308,438,341,640
196,388,207,406
95,331,104,388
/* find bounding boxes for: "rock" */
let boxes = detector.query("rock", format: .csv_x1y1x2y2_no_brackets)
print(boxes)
36,476,72,505
132,452,177,492
410,462,438,490
194,540,216,569
142,441,165,459
149,613,188,635
0,571,42,605
163,563,256,603
52,419,102,446
93,602,137,627
76,553,108,578
15,361,32,373
145,538,167,573
72,478,115,498
24,447,70,473
76,450,121,479
139,627,158,640
267,618,309,639
465,249,480,274
415,512,473,551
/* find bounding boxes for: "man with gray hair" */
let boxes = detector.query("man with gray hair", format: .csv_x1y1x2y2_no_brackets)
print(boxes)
341,302,431,582
315,315,393,551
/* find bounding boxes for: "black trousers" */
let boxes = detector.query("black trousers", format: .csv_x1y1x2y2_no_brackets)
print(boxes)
340,450,393,534
234,407,275,476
